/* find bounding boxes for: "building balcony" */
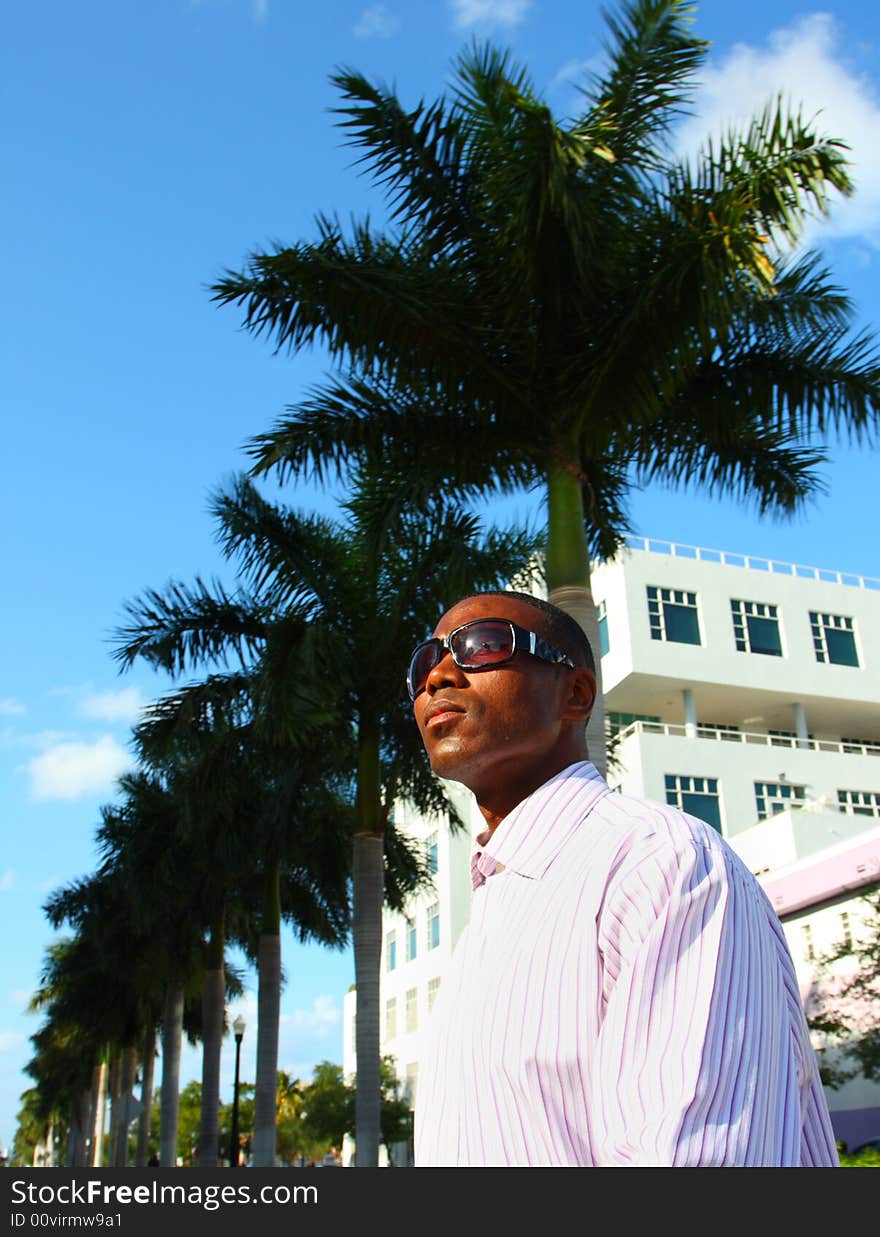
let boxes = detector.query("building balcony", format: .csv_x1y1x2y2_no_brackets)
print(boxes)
614,720,880,757
611,721,880,840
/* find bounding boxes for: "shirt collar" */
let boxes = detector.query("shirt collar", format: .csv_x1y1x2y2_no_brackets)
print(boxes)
471,761,610,889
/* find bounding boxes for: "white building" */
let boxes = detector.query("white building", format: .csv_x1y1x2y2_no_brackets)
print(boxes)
344,537,880,1161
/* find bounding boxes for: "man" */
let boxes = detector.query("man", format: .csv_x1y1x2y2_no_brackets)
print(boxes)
409,590,838,1167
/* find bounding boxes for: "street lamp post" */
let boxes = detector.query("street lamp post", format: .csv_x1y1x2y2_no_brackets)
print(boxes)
229,1015,246,1168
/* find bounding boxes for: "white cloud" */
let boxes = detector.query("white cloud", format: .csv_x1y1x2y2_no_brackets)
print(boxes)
280,995,341,1046
353,4,400,39
450,0,531,31
0,698,25,716
25,730,78,751
0,871,13,892
551,57,597,90
7,990,31,1008
0,1031,25,1054
674,14,880,248
79,687,146,725
25,735,130,801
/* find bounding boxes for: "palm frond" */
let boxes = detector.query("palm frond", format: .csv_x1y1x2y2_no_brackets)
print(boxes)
632,413,828,515
211,475,348,610
580,0,708,169
330,68,472,251
113,578,268,675
246,374,536,494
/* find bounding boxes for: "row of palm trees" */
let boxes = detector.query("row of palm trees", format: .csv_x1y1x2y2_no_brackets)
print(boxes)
24,472,539,1167
20,0,880,1167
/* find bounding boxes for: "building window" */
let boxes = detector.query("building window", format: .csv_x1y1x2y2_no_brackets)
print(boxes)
810,611,859,667
607,711,661,733
385,930,397,972
754,780,806,821
731,599,783,656
426,832,438,875
405,987,418,1034
647,586,701,645
385,997,397,1042
406,917,417,962
427,977,441,1011
842,736,880,754
597,600,609,657
426,902,440,950
696,722,741,740
840,912,853,952
665,774,722,832
837,789,880,818
801,924,814,962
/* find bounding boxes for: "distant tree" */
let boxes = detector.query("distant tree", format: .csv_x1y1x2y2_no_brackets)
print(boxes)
378,1056,413,1160
300,1061,354,1152
275,1072,326,1164
807,890,880,1089
12,1087,61,1168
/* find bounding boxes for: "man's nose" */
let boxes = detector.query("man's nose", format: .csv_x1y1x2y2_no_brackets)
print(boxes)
424,649,468,692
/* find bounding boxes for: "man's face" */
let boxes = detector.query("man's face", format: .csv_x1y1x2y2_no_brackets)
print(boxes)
412,595,589,799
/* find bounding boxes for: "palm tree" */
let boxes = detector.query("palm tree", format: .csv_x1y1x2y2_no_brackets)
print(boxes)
213,0,880,775
116,660,354,1167
114,470,541,1166
117,726,257,1169
49,777,237,1168
39,879,157,1167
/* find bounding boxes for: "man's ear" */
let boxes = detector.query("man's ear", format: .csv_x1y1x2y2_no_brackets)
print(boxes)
560,668,596,723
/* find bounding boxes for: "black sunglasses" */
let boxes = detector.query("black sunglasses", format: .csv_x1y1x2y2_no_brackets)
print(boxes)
407,617,575,701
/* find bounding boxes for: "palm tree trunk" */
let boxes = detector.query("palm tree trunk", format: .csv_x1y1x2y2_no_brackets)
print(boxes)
114,1044,137,1167
353,721,383,1168
67,1090,89,1167
107,1052,122,1169
89,1058,108,1167
159,982,185,1167
252,865,281,1168
546,464,607,777
136,1024,156,1167
198,911,226,1167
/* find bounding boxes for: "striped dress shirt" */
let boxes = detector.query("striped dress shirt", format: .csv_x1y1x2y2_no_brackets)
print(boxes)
415,761,839,1167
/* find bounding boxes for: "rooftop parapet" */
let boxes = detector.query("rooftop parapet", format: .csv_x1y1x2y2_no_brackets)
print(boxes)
600,536,880,592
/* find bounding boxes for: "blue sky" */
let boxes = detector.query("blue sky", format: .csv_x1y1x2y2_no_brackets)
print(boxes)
2,0,880,1151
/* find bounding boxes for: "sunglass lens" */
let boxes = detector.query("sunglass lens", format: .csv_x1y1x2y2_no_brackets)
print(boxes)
408,641,441,698
452,621,514,666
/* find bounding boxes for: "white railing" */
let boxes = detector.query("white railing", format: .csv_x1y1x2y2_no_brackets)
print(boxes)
613,536,880,592
615,719,880,756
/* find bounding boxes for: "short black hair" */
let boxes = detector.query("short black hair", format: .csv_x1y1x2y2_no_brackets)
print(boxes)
456,590,595,674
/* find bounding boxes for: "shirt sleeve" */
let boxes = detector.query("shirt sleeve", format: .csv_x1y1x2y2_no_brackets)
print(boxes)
592,826,838,1166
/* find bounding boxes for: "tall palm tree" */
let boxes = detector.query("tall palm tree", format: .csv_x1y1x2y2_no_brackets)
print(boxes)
95,756,256,1168
213,0,880,775
116,660,354,1167
114,470,541,1166
115,733,254,1169
39,881,157,1167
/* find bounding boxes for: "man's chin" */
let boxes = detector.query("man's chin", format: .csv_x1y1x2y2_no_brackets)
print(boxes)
427,743,473,786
